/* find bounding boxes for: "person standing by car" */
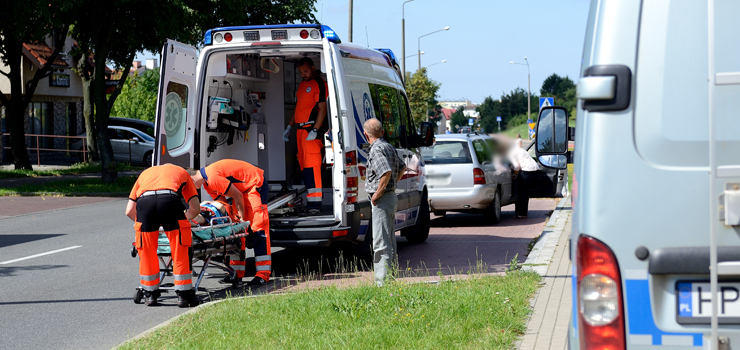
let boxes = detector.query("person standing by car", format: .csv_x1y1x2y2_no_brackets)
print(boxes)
509,143,547,219
363,118,406,287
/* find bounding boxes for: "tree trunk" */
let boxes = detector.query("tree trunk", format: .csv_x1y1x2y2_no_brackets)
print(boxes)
92,47,117,183
4,43,33,170
76,54,98,161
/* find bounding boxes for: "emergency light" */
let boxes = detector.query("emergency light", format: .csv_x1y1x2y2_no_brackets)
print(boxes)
204,24,342,46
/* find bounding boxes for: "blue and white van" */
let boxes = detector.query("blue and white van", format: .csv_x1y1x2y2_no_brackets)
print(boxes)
152,24,435,251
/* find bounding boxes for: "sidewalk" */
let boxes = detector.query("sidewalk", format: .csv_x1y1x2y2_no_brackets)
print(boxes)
518,195,572,350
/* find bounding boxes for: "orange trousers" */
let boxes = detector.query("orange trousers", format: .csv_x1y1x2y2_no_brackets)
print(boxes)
228,188,272,281
135,220,193,292
297,129,323,209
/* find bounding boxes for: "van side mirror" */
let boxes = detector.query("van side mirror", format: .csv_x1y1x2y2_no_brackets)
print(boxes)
534,106,568,169
419,122,435,147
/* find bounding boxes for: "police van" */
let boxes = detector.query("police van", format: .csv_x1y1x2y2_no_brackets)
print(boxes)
534,0,740,348
152,24,435,251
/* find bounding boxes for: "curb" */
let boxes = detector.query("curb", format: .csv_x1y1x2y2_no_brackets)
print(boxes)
522,195,571,275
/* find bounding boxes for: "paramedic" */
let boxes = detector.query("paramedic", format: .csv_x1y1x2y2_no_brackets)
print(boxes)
125,164,200,307
363,118,406,287
282,57,328,216
509,144,548,219
188,159,271,286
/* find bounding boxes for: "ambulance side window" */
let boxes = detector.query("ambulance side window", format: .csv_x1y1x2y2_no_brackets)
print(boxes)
368,83,382,122
164,82,188,151
397,92,415,148
375,84,403,148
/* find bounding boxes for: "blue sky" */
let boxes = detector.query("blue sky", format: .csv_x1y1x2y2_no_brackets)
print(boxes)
137,0,590,104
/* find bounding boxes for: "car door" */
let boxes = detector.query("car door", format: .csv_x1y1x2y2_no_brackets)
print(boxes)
153,39,197,167
108,128,126,162
533,106,570,198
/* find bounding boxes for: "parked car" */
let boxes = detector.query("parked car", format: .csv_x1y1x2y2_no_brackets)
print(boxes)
72,126,155,165
422,133,514,224
109,117,155,138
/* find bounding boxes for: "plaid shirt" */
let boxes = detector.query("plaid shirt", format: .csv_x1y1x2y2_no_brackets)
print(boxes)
365,138,406,194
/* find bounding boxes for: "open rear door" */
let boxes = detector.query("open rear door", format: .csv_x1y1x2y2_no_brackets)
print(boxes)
533,106,569,198
153,40,198,167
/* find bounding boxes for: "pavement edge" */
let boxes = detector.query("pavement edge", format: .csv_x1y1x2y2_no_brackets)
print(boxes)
522,194,571,275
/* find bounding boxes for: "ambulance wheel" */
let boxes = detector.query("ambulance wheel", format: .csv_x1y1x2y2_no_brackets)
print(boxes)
401,191,430,244
134,289,144,304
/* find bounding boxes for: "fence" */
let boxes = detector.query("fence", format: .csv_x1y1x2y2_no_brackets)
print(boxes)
1,133,88,166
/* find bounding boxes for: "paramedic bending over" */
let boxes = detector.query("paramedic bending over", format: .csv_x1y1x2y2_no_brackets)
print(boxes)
282,57,328,216
124,164,201,308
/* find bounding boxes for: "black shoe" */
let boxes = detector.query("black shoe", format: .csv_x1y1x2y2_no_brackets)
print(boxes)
247,276,267,286
144,290,161,307
219,275,237,284
177,290,200,308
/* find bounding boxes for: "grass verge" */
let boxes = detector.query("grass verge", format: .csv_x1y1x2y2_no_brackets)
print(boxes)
0,175,137,196
119,271,541,350
499,122,530,139
0,162,140,179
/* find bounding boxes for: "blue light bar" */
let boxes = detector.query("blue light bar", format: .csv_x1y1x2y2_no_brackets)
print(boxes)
203,24,341,45
321,25,341,43
374,49,397,64
204,29,212,45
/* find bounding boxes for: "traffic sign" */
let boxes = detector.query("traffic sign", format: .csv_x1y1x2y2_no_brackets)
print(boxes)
468,118,474,126
539,97,554,109
496,116,502,122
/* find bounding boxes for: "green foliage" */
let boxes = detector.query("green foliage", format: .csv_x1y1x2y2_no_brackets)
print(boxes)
405,68,441,124
110,69,159,122
449,106,468,131
118,272,542,350
540,73,576,101
477,88,539,133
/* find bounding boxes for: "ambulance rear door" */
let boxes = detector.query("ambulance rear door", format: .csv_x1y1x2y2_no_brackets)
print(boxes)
153,40,198,167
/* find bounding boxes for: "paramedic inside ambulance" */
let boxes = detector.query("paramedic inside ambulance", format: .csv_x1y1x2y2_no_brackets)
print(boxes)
282,57,328,216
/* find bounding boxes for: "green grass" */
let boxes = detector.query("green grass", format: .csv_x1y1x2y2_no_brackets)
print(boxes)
499,123,530,139
0,175,138,196
0,162,140,179
119,271,541,350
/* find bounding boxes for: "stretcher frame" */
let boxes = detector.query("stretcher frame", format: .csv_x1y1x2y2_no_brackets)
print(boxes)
132,217,252,304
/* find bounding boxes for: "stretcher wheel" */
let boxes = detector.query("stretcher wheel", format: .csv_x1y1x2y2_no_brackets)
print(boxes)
133,289,144,304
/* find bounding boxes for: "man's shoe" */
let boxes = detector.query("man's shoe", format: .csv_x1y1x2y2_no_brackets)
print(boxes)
247,276,267,286
177,290,200,308
219,275,237,284
144,290,161,307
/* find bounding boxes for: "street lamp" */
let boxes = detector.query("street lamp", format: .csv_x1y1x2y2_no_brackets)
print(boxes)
405,51,424,59
426,59,447,68
418,26,449,70
402,0,415,79
510,57,530,125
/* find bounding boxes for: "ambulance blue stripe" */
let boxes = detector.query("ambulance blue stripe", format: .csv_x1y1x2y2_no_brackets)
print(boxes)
625,279,702,347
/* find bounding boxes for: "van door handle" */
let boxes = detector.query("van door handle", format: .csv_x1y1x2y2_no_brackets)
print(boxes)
579,65,632,112
577,76,615,100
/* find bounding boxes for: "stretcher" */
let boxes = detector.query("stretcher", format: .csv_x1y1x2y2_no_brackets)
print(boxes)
131,217,251,304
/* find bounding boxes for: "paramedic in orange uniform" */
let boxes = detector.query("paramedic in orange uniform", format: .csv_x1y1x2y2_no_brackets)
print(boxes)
283,57,328,216
125,164,200,307
189,159,271,286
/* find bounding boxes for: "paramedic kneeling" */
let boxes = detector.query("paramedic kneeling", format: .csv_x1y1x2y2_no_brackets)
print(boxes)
364,118,406,287
125,164,200,307
189,159,271,287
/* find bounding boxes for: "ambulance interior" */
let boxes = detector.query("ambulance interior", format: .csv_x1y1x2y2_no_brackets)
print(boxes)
199,49,337,221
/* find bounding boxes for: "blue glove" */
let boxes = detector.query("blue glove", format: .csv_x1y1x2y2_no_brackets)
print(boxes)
283,125,292,142
306,128,317,141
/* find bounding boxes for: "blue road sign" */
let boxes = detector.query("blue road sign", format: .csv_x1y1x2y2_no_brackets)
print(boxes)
496,116,502,122
539,97,554,109
468,118,474,126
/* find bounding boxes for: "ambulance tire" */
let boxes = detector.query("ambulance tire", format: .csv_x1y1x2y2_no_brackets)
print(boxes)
134,289,144,304
401,191,430,244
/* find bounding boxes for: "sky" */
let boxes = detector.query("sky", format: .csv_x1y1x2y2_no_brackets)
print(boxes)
137,0,591,104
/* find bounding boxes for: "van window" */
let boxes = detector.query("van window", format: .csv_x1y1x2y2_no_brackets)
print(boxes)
398,92,415,145
164,82,188,151
375,84,403,147
421,141,472,164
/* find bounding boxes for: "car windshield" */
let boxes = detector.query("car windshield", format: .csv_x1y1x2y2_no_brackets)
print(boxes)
421,141,473,164
130,129,154,142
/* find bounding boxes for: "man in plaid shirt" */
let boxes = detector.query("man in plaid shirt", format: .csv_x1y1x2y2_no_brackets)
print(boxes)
363,118,406,286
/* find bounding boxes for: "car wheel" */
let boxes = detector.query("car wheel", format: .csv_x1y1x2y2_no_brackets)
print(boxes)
143,151,153,167
485,190,502,225
433,210,447,217
401,191,430,243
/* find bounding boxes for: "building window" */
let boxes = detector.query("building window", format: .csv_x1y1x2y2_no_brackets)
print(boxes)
27,102,52,149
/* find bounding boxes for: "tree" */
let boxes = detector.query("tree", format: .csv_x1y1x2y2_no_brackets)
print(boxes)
449,106,467,131
0,1,75,170
540,73,575,103
111,68,159,122
405,68,441,124
477,97,502,133
72,0,318,183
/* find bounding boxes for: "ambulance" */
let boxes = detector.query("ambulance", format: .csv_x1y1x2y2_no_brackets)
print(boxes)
541,0,740,349
152,24,435,252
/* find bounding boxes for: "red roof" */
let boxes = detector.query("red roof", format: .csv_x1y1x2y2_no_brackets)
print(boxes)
441,108,455,120
22,42,69,67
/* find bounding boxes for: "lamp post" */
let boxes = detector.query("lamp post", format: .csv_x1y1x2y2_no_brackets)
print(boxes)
418,26,449,70
402,0,415,79
426,59,447,68
510,57,530,124
405,51,424,59
348,0,353,42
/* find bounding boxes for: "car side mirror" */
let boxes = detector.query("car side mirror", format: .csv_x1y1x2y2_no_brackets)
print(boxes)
419,122,435,147
534,106,568,170
131,137,140,143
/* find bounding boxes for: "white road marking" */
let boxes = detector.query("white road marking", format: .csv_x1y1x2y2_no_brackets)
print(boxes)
0,246,82,265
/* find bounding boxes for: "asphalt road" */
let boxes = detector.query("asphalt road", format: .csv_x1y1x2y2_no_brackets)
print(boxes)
0,197,555,350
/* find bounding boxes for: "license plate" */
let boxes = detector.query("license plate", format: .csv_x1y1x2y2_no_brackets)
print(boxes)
677,281,740,324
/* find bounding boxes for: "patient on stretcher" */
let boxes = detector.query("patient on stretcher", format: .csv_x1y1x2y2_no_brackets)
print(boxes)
192,200,235,226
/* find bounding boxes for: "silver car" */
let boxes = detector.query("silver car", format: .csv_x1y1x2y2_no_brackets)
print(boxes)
72,126,155,165
421,133,515,224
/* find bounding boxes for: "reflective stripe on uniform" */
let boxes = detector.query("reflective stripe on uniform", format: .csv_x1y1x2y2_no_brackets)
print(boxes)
174,284,193,291
174,274,191,281
140,273,159,281
232,265,246,271
256,265,271,271
255,256,271,262
307,197,322,202
141,283,160,292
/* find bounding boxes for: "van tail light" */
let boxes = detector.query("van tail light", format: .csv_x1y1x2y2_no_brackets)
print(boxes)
473,168,486,185
577,235,625,350
300,30,309,39
346,150,358,166
346,150,359,204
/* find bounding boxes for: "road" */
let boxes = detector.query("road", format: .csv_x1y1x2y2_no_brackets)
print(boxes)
0,196,556,349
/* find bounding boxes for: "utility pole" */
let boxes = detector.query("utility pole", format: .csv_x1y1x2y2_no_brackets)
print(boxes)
348,0,353,42
402,0,414,80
